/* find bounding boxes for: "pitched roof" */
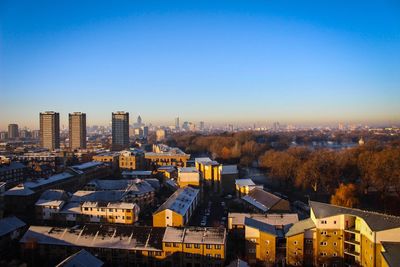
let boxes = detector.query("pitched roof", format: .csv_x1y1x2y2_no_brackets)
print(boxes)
229,213,298,227
0,216,26,237
242,188,285,212
310,201,400,232
381,242,400,267
235,179,255,187
155,186,199,216
20,224,165,251
244,217,278,236
56,249,104,267
285,218,316,237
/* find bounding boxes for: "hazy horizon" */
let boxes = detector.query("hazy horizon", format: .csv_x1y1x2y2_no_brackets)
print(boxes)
1,1,399,130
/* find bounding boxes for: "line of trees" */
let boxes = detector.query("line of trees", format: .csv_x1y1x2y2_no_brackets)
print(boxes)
167,131,400,210
259,143,400,209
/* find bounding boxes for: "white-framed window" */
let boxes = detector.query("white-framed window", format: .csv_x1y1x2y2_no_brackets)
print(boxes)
321,220,327,224
320,242,328,246
320,231,327,235
294,241,298,245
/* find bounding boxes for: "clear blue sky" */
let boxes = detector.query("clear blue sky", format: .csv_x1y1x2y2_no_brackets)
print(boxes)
1,0,399,129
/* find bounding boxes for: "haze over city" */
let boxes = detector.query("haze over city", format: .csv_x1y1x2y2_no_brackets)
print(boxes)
1,0,400,130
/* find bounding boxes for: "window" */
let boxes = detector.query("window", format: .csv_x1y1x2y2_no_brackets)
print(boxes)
194,244,200,249
186,244,192,248
306,239,313,244
333,220,336,224
333,231,337,235
321,220,327,224
127,216,131,220
320,242,328,246
185,253,192,258
155,252,162,256
294,241,298,245
215,245,221,249
215,254,221,258
320,231,327,235
320,252,327,256
333,252,337,256
266,251,269,255
173,243,179,248
206,244,212,249
165,243,171,247
333,242,337,246
206,254,212,258
248,249,255,253
109,209,113,212
294,251,297,255
84,207,89,211
109,216,113,219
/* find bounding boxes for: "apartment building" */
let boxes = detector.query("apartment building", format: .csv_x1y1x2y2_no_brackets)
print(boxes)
80,179,155,207
153,186,200,227
111,111,129,151
20,224,226,267
145,144,190,167
80,202,140,224
68,112,86,149
235,179,262,197
195,158,238,194
178,167,200,187
119,150,146,170
92,152,119,171
40,111,60,151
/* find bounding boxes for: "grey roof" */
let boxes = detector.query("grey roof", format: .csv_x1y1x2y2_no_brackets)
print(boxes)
285,218,316,237
229,213,298,227
20,224,166,251
0,216,26,237
221,165,238,174
244,217,278,236
381,242,400,267
235,179,255,187
86,179,154,194
242,188,284,212
70,190,124,203
5,171,75,195
163,227,226,245
38,189,68,201
310,201,400,232
155,186,199,216
0,162,26,173
70,161,104,171
56,249,104,267
226,259,250,267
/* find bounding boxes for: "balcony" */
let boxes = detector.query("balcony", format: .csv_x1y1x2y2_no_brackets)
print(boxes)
344,248,360,257
344,227,360,234
344,239,360,246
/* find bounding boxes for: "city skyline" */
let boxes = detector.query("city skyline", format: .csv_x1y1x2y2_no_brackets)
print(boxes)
1,1,400,129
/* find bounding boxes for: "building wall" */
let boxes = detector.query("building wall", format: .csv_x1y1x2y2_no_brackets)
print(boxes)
153,210,183,227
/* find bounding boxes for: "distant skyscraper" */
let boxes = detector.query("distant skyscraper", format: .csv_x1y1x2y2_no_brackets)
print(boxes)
175,117,180,130
8,124,19,139
40,111,60,151
137,115,142,125
112,111,129,151
69,112,86,149
199,121,205,131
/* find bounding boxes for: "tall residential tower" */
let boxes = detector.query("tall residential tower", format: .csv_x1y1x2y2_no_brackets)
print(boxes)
40,111,60,151
69,112,86,149
8,124,19,139
112,111,129,151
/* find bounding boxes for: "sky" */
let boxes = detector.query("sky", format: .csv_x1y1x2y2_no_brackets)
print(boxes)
1,0,400,130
